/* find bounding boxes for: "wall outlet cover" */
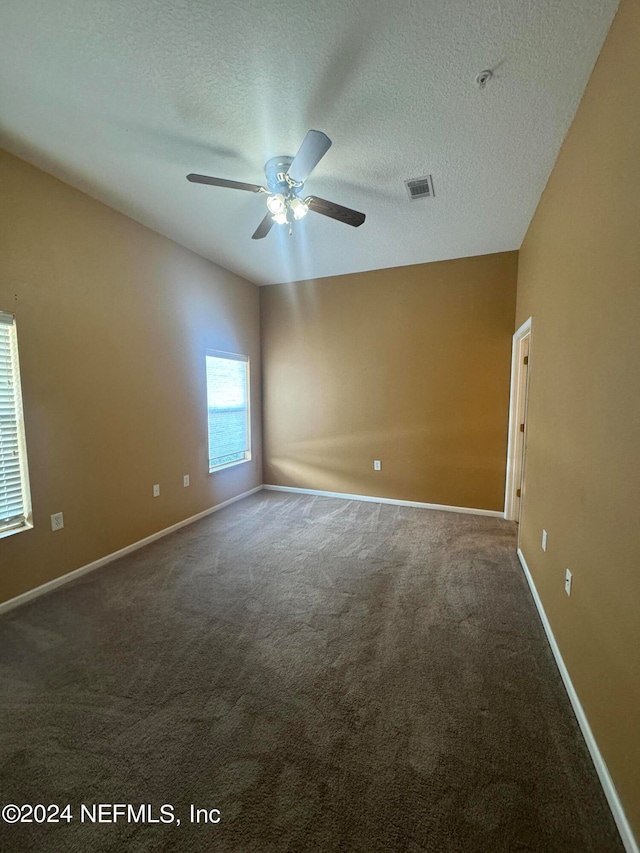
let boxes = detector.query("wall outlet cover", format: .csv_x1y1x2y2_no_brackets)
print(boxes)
374,460,381,471
565,568,572,596
51,512,64,531
153,484,160,497
183,475,190,487
542,529,548,552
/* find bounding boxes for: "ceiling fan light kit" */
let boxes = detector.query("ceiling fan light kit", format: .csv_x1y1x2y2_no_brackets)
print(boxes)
266,193,286,215
186,130,365,240
290,197,309,220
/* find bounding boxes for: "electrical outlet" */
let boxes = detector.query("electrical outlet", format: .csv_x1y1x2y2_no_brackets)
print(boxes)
51,512,64,531
542,529,548,552
183,474,190,487
374,460,381,471
565,569,572,596
153,484,160,498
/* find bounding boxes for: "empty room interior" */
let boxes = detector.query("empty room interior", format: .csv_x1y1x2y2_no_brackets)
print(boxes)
0,0,638,851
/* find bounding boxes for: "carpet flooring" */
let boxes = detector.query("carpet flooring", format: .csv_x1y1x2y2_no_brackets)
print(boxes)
0,491,624,852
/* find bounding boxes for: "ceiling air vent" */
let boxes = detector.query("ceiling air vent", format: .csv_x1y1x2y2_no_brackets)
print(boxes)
404,175,435,201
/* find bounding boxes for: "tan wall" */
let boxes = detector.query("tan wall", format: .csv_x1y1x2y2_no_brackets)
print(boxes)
515,0,640,837
0,149,262,605
261,253,517,511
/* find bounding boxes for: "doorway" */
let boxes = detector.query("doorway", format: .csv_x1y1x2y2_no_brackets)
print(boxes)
504,317,532,522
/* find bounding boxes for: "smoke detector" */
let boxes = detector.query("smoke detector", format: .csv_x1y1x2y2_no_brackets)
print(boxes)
475,70,493,88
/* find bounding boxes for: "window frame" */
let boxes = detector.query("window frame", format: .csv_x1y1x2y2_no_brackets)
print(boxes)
205,349,251,474
0,311,33,540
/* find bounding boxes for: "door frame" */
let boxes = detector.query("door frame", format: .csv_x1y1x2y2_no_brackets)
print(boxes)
504,317,532,521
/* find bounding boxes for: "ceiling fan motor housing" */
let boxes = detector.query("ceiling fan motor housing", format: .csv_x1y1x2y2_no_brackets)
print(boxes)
265,156,301,194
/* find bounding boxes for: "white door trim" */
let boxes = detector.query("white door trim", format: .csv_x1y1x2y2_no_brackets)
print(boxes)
504,317,532,521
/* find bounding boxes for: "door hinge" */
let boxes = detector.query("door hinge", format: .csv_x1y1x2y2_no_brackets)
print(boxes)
516,488,521,497
520,423,525,432
523,355,529,365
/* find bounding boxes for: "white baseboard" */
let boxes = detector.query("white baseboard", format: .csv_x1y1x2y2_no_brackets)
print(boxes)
263,484,504,517
517,548,638,853
0,485,263,616
0,482,500,615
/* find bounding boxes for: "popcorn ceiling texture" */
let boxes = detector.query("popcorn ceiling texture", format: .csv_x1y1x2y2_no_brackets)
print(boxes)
0,0,619,284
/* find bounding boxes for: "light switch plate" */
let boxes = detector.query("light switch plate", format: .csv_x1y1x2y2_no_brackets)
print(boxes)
153,484,160,497
51,512,64,531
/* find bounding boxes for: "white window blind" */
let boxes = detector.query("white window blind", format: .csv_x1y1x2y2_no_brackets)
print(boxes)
0,311,31,535
206,351,251,472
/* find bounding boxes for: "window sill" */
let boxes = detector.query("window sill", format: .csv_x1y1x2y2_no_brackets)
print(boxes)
0,520,34,541
209,456,251,474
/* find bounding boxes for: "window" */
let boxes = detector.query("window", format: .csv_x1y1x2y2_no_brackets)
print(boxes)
0,311,32,538
206,350,251,472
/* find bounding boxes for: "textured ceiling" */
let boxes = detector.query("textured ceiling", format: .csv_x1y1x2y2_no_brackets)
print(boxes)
0,0,618,285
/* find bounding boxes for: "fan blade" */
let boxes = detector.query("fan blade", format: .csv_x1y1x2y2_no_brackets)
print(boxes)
187,174,265,193
307,196,366,227
287,130,332,184
251,213,275,240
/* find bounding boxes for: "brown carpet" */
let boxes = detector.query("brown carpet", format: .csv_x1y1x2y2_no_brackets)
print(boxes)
0,490,624,852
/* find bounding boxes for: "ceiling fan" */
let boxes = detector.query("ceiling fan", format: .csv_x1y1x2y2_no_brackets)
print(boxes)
187,130,365,240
